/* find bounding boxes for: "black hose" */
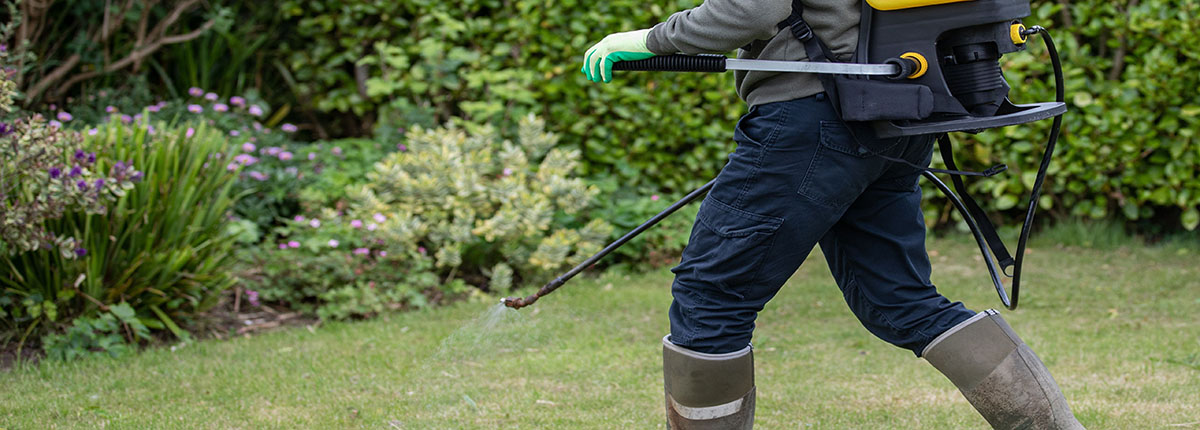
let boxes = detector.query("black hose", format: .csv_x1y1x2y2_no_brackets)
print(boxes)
923,171,1012,308
1006,26,1065,309
612,54,727,73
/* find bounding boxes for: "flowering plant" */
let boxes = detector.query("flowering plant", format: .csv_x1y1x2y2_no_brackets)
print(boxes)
0,75,139,259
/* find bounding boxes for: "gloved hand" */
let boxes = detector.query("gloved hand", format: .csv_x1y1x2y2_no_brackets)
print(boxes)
581,29,654,83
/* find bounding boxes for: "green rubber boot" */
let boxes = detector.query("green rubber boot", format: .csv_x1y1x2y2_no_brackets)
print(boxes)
662,335,755,429
923,310,1085,430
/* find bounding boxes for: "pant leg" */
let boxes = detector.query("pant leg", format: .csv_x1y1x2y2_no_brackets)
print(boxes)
669,94,906,354
818,134,976,355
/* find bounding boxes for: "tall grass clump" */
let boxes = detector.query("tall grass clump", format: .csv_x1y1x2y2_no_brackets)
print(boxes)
2,120,242,352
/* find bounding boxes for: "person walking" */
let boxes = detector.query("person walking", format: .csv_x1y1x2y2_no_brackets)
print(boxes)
580,1,1086,428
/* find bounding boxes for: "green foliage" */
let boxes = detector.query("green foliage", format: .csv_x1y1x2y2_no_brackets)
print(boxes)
1,120,241,346
278,0,740,191
592,181,699,269
297,138,396,212
41,303,149,361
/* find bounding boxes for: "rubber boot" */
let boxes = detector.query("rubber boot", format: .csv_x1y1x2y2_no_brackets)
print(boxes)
662,335,755,429
923,310,1085,430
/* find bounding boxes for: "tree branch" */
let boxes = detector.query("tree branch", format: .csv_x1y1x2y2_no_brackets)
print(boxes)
52,19,215,97
24,54,81,102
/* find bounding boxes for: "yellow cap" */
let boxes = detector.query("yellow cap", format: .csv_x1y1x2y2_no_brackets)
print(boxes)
1011,23,1028,45
900,52,928,79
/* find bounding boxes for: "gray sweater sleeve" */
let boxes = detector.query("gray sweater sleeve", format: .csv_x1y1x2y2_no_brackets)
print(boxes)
645,0,794,55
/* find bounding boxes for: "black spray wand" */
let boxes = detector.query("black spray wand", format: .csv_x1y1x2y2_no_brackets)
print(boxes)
502,179,716,309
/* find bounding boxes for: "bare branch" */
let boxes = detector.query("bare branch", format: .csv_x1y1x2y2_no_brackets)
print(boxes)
53,19,216,97
24,54,81,102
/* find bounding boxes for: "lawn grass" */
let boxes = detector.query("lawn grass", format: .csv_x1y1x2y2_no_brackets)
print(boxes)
1,235,1198,429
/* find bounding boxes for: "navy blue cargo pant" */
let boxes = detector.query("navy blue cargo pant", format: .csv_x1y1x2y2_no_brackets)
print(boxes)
668,94,975,355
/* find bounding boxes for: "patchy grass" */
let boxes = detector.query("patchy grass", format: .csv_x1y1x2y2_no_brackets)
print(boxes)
1,237,1198,429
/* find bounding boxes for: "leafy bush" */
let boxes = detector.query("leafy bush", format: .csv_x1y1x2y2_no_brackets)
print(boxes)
278,0,1199,232
41,303,149,361
1,119,241,347
241,115,612,318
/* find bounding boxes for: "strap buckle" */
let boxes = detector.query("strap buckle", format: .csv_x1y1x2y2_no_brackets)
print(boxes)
789,20,814,42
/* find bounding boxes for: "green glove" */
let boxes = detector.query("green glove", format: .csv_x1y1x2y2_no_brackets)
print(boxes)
581,29,654,83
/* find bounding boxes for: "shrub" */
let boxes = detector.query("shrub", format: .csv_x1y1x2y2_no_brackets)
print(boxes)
241,115,613,318
1,119,241,348
41,303,149,361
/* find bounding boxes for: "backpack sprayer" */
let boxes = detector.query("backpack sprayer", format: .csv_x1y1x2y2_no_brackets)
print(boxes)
504,0,1065,311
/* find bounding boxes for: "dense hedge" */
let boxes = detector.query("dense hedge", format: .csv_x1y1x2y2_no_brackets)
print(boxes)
277,0,1199,230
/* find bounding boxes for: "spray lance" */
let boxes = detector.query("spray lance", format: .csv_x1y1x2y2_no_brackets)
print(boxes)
506,0,1065,311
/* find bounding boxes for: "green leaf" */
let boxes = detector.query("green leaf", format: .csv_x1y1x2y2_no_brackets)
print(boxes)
1183,207,1200,231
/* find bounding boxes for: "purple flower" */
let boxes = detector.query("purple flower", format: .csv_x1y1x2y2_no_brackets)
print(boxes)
121,115,133,124
0,123,10,136
214,103,229,112
279,243,288,250
230,130,240,137
49,167,62,179
87,152,96,164
367,223,378,231
308,152,316,161
226,163,239,171
186,128,195,138
246,290,260,307
281,123,298,133
373,213,386,223
418,247,427,255
350,220,363,228
188,87,204,97
74,149,86,161
94,178,105,189
651,194,660,201
327,239,339,248
48,120,62,129
147,105,161,113
234,154,257,166
248,105,264,117
106,106,117,113
253,122,263,132
309,219,321,228
230,96,246,107
68,166,83,177
77,180,89,191
294,215,305,222
278,151,293,161
248,171,269,181
131,171,144,182
288,241,300,249
332,147,343,156
57,112,73,122
354,248,370,256
88,128,99,136
187,104,203,114
378,251,388,257
266,147,283,156
397,143,407,152
148,125,157,135
74,248,88,258
204,92,218,101
242,142,256,152
502,167,513,177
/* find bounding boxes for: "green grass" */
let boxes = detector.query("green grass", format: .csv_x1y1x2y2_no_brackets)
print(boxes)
2,237,1198,429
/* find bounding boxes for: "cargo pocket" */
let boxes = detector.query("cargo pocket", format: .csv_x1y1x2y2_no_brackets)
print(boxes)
797,121,893,208
685,197,784,299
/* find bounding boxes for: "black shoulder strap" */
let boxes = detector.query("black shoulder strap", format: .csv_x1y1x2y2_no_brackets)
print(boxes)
938,134,1017,273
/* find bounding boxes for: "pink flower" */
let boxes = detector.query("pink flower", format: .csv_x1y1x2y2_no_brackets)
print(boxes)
121,115,133,124
502,167,513,176
234,154,257,166
230,130,240,137
87,128,99,136
651,194,660,201
204,92,218,101
242,142,256,152
294,215,305,222
188,87,203,97
230,96,246,107
56,112,73,122
226,163,238,171
246,290,260,307
328,239,339,248
186,127,196,138
350,220,363,228
213,103,229,112
281,123,298,133
248,105,264,117
418,247,427,255
367,223,378,231
266,147,283,156
278,151,293,161
248,171,269,181
373,213,386,223
308,152,316,161
48,120,62,129
147,105,161,113
288,241,300,248
378,251,388,257
309,219,321,228
397,143,407,152
105,106,117,113
332,147,343,156
187,104,203,113
354,248,370,256
278,243,288,250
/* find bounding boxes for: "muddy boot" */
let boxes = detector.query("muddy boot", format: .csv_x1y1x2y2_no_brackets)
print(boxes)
923,310,1085,430
662,335,755,429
